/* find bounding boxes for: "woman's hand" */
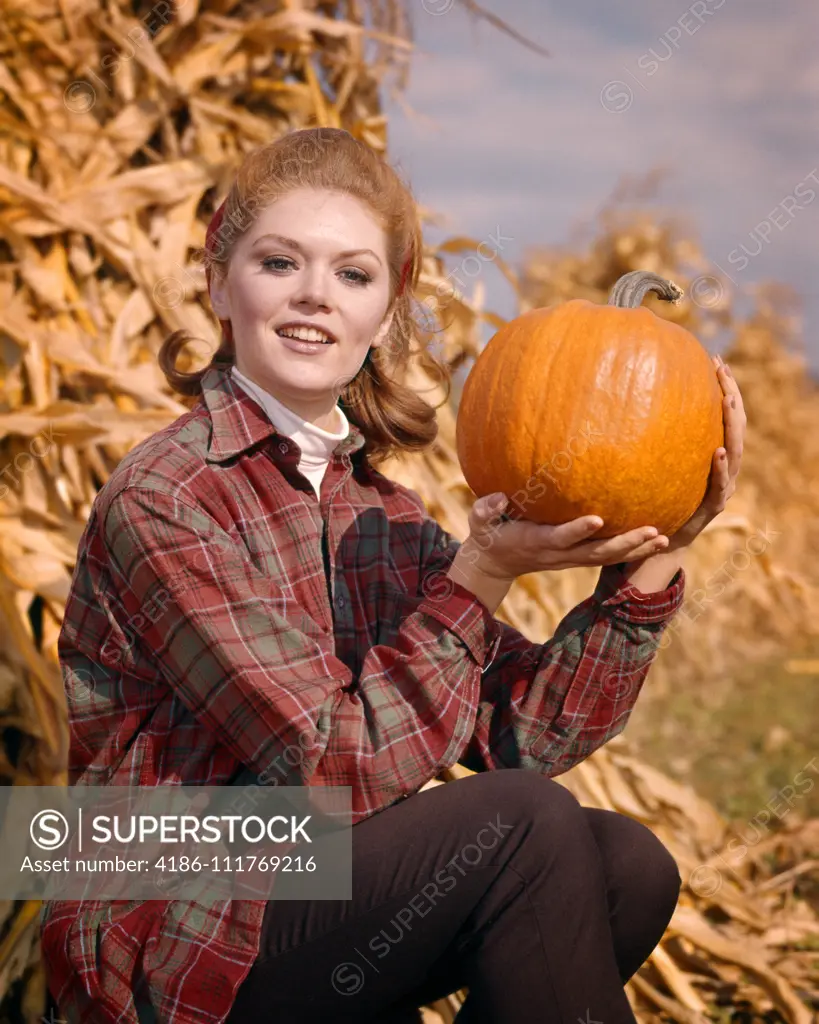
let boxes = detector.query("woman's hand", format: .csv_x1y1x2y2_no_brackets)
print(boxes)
665,355,746,552
457,495,669,582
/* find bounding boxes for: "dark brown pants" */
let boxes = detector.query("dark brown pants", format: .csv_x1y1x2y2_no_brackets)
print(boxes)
225,769,680,1023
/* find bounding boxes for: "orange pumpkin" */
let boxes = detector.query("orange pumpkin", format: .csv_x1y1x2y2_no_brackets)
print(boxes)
455,271,724,539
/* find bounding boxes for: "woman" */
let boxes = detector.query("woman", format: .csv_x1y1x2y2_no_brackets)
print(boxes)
41,127,745,1024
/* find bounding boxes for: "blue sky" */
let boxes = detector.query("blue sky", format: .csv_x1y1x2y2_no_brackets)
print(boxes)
383,0,819,370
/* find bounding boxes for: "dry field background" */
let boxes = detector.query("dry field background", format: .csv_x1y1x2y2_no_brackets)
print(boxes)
0,1,816,1021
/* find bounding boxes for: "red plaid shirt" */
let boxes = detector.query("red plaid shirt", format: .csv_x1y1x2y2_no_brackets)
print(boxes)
40,366,684,1024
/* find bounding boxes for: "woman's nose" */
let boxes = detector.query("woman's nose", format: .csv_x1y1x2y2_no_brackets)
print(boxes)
293,268,331,310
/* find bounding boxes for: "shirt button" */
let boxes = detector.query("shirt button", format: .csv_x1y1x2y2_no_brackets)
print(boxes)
336,595,345,610
278,442,289,454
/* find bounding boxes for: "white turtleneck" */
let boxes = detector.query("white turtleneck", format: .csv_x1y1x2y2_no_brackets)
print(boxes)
230,366,350,497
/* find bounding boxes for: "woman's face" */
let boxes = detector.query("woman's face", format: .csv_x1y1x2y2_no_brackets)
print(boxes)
209,187,395,429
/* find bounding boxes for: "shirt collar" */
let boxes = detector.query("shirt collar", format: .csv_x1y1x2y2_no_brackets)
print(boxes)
201,365,367,465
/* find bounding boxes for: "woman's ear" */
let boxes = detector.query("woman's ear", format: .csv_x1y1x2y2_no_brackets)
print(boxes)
208,275,230,321
371,309,396,349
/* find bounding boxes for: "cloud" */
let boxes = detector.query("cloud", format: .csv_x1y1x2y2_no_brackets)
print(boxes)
387,0,819,364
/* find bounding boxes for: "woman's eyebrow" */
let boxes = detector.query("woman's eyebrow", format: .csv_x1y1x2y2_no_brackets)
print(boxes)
249,233,382,264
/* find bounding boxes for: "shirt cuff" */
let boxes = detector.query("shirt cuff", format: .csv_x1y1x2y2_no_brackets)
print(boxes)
594,563,686,624
417,581,503,668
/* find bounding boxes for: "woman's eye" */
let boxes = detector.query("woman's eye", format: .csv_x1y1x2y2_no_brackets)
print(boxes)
261,256,293,272
340,268,372,286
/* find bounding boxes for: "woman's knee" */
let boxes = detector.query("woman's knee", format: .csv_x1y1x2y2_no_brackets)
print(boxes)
584,808,681,916
455,768,589,836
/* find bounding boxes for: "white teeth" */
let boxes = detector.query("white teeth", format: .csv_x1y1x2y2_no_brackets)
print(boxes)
278,327,333,344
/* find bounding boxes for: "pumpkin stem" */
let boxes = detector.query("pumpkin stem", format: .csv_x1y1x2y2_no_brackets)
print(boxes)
607,271,683,309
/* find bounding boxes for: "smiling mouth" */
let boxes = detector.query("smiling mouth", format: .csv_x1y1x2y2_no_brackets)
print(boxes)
276,326,336,345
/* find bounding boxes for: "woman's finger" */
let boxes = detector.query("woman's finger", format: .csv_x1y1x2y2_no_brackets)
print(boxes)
567,526,665,565
600,535,669,564
715,361,746,479
723,395,744,480
714,357,746,419
704,447,732,513
601,525,660,552
538,515,605,550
